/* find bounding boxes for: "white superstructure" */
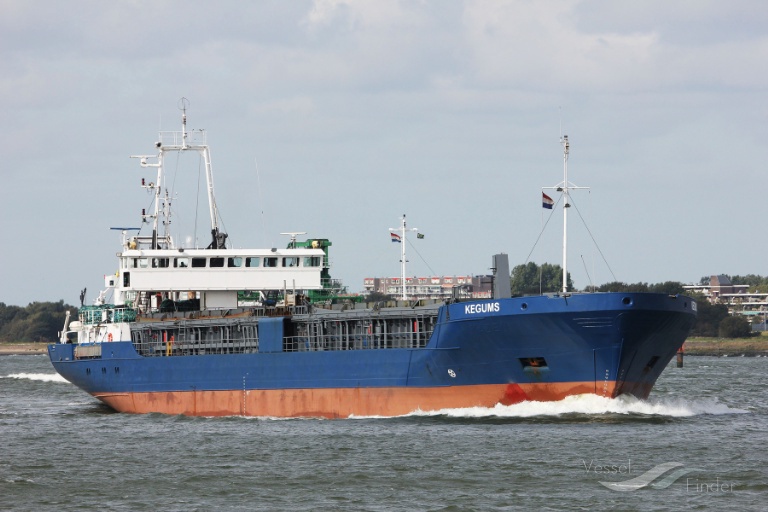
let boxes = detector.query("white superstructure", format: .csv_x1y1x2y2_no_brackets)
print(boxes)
99,99,325,315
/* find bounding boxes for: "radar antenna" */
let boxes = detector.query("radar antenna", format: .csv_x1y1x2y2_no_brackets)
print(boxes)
280,232,307,249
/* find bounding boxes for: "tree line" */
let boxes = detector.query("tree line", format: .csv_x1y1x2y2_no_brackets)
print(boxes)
509,262,690,296
0,301,78,343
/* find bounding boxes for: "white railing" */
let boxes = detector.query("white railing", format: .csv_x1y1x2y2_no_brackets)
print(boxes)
158,130,207,147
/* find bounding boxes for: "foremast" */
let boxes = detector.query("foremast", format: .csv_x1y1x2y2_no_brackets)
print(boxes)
543,135,588,294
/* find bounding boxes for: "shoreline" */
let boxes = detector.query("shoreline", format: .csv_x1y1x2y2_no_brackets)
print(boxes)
2,339,767,357
681,338,768,357
0,343,49,356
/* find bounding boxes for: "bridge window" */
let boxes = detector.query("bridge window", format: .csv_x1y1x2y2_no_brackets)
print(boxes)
210,257,225,268
152,258,169,268
264,257,278,268
283,257,299,267
175,257,190,268
191,258,206,268
246,257,260,268
228,257,243,268
304,256,321,267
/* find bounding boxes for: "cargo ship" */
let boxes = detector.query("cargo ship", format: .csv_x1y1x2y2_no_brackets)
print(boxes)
48,103,697,418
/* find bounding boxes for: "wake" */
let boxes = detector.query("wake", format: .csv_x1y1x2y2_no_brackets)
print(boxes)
403,394,749,419
1,372,68,383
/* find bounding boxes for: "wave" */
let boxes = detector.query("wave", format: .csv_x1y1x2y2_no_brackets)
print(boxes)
1,373,68,383
399,394,750,419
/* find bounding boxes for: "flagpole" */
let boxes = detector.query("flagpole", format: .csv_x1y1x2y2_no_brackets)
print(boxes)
390,214,417,300
399,214,408,301
562,135,569,294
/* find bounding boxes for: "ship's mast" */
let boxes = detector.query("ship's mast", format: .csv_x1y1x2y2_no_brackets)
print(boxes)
543,135,588,294
132,141,164,249
389,214,418,300
131,98,227,250
178,99,225,249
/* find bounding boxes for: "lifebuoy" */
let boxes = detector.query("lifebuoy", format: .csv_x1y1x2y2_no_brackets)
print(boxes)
107,333,113,342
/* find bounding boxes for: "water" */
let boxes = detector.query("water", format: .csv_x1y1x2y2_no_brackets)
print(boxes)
1,354,766,511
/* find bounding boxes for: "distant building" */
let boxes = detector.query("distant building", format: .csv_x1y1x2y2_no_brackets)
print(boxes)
684,275,768,331
363,275,494,300
683,275,749,301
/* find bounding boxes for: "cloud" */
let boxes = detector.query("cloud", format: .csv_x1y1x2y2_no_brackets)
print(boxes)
1,0,768,304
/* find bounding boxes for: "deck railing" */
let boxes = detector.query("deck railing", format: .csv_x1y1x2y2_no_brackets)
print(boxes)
283,330,433,352
130,326,434,357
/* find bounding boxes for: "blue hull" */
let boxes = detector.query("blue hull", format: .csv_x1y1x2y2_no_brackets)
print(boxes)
49,293,696,417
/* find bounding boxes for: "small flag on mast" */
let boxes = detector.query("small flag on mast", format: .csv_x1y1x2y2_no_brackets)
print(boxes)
417,233,424,239
390,232,401,243
542,192,554,209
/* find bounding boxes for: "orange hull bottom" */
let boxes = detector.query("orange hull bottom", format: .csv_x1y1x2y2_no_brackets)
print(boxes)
93,381,621,418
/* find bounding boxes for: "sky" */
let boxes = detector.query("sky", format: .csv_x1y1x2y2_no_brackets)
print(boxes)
1,0,767,306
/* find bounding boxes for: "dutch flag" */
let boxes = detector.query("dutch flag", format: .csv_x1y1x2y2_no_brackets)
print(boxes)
542,192,554,209
390,232,402,243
